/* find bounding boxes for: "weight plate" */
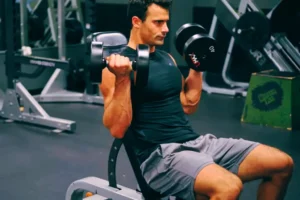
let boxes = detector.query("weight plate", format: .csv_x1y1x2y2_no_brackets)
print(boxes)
175,23,207,55
234,11,271,50
183,34,217,72
135,44,150,88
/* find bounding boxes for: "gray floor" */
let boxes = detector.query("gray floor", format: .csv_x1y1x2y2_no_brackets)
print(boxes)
0,92,299,200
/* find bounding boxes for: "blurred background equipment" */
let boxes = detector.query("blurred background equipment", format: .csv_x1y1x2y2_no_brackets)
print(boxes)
202,0,300,98
0,0,105,132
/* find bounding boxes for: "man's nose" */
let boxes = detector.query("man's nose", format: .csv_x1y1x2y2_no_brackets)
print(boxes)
162,23,169,33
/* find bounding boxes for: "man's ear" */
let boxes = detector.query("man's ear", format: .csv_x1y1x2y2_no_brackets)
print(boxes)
132,16,142,28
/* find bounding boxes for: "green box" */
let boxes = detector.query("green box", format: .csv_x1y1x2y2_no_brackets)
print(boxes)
241,70,300,131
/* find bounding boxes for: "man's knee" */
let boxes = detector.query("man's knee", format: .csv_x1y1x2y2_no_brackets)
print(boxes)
211,175,243,199
274,152,294,180
194,164,243,199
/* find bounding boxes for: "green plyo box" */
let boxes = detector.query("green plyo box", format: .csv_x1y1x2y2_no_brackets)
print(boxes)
241,70,300,131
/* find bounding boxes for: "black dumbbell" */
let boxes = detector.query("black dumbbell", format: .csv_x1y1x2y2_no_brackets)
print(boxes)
175,23,217,72
89,41,150,88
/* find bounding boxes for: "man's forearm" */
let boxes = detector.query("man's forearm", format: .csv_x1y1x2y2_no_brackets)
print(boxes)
183,70,202,106
103,76,132,138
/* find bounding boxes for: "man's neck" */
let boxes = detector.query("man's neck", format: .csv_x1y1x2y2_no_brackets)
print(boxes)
127,30,156,53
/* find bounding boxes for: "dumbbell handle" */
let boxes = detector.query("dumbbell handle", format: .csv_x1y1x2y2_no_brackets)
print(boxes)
101,58,137,71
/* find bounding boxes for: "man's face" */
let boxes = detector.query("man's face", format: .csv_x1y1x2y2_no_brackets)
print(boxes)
139,3,170,46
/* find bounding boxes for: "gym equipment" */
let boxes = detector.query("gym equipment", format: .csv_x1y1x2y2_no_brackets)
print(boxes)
90,41,150,87
32,0,105,105
202,0,300,97
65,18,84,45
84,0,97,36
17,0,45,47
39,0,84,47
66,133,172,200
233,11,271,50
241,70,300,131
269,0,300,49
22,0,84,47
175,23,217,72
0,0,76,132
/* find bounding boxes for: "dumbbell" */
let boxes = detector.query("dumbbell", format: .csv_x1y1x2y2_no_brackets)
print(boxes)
175,23,217,72
89,41,150,88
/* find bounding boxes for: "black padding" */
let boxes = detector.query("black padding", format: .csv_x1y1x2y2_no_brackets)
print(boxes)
87,31,128,83
87,32,127,46
122,133,164,200
87,32,127,57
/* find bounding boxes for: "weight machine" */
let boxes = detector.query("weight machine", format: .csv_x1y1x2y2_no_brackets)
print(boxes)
17,0,99,105
22,0,85,47
31,0,104,105
0,0,76,132
203,0,300,96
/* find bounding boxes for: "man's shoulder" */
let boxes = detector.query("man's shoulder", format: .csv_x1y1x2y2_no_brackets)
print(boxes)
155,49,177,66
155,48,170,56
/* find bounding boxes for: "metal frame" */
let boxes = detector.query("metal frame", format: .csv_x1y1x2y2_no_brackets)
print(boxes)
65,177,143,200
0,0,76,132
20,0,29,47
65,137,169,200
65,139,143,200
1,82,76,132
34,0,104,105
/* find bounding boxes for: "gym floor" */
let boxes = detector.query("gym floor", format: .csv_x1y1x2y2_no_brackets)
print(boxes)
0,92,299,200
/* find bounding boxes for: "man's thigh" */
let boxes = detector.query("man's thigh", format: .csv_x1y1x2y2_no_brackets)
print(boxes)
190,134,261,174
139,134,260,199
237,144,294,182
140,142,214,200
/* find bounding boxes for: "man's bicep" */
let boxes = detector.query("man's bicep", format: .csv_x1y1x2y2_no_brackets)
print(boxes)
99,68,115,106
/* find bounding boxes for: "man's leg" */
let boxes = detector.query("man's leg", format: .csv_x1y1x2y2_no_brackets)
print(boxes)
237,144,294,200
140,140,244,200
190,134,294,199
193,163,243,199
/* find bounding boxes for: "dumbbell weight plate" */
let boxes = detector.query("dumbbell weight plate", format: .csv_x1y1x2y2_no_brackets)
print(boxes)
135,44,150,89
90,41,106,83
89,42,150,87
183,34,217,72
175,23,207,55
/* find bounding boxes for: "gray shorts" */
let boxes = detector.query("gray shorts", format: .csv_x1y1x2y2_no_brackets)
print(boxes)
140,134,260,200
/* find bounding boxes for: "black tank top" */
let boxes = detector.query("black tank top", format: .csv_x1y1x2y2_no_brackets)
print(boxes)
119,46,199,163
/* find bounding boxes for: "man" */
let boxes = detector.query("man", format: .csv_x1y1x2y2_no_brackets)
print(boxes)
100,0,294,199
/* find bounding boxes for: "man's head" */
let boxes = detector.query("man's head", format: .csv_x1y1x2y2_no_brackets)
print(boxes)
127,0,172,46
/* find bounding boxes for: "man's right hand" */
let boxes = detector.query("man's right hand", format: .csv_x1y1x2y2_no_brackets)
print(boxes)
106,54,132,78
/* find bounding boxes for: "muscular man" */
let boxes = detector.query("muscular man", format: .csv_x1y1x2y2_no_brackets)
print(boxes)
100,0,294,199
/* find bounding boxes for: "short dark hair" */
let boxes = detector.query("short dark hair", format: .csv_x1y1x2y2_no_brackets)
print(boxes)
127,0,172,23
